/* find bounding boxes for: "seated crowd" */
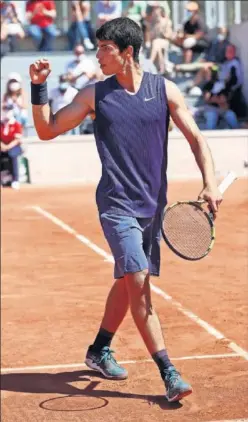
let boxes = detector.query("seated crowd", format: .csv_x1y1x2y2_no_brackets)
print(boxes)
1,71,28,189
1,1,248,188
1,102,24,190
1,0,247,155
192,44,247,130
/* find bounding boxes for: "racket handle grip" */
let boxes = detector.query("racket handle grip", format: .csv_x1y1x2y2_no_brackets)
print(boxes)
218,171,237,194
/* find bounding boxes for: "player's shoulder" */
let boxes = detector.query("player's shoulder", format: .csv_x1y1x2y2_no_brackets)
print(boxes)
75,83,95,110
163,78,179,92
146,71,168,83
95,75,115,90
162,79,184,104
76,82,96,102
147,73,175,91
145,71,160,78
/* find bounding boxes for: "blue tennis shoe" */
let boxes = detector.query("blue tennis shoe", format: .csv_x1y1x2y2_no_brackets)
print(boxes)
85,345,128,380
163,366,192,402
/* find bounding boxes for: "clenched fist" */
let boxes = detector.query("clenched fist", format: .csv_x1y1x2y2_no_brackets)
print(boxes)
29,59,51,84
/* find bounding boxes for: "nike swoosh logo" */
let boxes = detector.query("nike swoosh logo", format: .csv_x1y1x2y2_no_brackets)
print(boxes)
144,97,156,102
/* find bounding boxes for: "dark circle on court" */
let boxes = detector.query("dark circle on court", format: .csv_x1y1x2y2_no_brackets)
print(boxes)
39,394,109,412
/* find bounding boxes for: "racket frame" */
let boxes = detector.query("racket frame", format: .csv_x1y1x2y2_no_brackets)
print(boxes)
161,200,215,261
161,171,238,261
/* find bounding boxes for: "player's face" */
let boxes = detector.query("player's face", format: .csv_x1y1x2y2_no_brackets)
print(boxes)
96,40,128,75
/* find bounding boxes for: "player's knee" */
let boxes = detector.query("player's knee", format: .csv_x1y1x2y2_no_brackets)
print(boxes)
125,269,149,292
125,270,153,312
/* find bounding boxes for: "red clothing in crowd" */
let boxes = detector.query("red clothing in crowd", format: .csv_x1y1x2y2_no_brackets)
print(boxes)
26,0,56,28
1,121,22,144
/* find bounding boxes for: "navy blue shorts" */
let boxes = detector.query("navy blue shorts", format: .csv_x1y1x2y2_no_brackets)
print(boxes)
99,212,162,279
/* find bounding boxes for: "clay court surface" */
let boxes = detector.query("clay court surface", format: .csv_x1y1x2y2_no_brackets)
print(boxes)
1,178,248,422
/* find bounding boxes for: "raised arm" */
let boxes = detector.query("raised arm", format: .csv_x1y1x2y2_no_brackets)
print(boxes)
29,59,95,140
166,79,222,214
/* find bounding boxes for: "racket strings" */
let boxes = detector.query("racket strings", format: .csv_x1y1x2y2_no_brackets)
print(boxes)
163,203,213,259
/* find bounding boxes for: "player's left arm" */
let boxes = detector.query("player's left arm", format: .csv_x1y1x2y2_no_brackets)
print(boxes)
166,79,222,213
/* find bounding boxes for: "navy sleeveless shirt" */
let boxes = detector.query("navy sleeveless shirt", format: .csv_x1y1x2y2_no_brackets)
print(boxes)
94,72,169,218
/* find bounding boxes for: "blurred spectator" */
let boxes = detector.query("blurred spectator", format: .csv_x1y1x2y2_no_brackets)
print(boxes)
2,72,28,128
184,27,230,94
202,87,239,130
26,0,57,52
203,44,246,119
139,46,158,74
84,67,104,85
204,27,229,64
1,11,9,58
95,1,122,28
49,74,78,134
200,44,247,129
11,1,26,25
122,1,146,26
1,104,23,189
144,1,170,46
65,44,96,90
49,74,78,114
217,44,246,118
169,1,209,64
145,1,170,20
147,6,172,75
0,0,25,53
68,1,95,51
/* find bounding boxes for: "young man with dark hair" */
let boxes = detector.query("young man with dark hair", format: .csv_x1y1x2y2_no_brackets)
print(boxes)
29,17,222,402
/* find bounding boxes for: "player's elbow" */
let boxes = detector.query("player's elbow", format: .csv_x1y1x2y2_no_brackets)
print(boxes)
37,122,59,140
38,131,54,141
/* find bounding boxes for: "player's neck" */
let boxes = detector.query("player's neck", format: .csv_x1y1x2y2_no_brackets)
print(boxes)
115,63,143,94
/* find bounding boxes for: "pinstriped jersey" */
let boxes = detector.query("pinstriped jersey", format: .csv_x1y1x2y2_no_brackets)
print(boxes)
94,71,169,218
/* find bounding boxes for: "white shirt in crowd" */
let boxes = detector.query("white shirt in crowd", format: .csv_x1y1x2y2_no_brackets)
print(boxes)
65,55,96,90
95,1,122,18
49,85,78,114
11,0,26,24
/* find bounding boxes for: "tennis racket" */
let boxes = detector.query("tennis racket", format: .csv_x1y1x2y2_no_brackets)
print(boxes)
161,171,237,261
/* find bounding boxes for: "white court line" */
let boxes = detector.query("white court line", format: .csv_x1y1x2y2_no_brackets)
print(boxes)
31,206,248,362
0,353,239,374
208,420,248,422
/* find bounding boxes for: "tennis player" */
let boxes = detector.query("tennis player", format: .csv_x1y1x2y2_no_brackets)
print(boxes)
30,17,222,402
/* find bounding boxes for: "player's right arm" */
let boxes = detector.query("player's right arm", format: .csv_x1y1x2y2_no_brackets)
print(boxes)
30,59,95,140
